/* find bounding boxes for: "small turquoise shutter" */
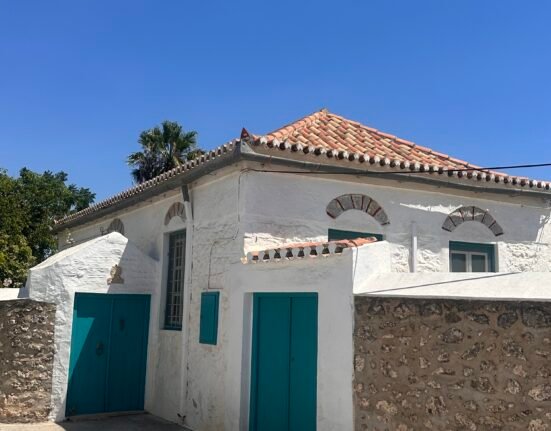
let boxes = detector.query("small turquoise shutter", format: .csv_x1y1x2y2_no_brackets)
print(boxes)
199,292,219,345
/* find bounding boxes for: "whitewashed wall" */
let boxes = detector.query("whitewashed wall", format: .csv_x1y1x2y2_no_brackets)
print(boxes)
240,171,551,273
55,164,551,430
226,252,356,431
59,191,188,421
59,168,243,429
27,233,158,422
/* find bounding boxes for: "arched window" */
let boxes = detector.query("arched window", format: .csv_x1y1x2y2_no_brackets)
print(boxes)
164,202,186,226
326,194,390,226
442,206,503,237
107,218,124,235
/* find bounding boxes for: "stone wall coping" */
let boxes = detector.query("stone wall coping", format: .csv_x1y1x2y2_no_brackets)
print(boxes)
354,272,551,301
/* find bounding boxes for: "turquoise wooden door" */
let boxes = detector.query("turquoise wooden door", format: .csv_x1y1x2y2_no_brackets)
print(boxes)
250,293,318,431
66,293,150,416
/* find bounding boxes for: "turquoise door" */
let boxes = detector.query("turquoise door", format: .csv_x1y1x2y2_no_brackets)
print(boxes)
250,293,318,431
66,293,150,416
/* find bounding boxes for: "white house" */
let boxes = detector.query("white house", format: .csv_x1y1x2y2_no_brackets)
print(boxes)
29,109,551,430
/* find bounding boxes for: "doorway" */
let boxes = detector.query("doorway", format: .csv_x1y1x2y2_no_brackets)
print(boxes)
249,293,318,431
66,293,150,416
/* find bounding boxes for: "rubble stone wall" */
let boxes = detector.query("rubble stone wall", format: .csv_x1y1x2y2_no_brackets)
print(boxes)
0,299,55,423
354,297,551,431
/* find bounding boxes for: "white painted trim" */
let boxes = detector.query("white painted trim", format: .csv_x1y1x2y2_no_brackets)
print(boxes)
450,250,489,272
354,272,551,301
180,199,194,419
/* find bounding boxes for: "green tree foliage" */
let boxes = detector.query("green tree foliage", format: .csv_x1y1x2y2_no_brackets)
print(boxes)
0,168,94,287
127,120,200,184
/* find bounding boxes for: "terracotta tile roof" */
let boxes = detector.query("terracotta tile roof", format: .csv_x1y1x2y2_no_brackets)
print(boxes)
250,109,550,191
55,109,551,230
245,237,379,264
54,141,238,228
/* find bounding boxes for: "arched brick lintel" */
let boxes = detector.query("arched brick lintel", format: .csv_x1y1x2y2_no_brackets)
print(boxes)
442,206,504,236
326,194,390,225
164,202,186,226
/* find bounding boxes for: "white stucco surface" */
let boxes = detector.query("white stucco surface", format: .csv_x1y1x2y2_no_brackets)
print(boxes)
0,288,25,300
240,170,551,273
56,168,244,429
48,162,551,430
227,252,357,431
355,271,551,300
27,233,159,422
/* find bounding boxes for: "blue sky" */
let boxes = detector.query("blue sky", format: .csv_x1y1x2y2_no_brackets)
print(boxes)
1,1,550,201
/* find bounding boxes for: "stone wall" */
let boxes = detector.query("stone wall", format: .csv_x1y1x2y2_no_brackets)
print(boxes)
354,297,551,431
0,299,55,423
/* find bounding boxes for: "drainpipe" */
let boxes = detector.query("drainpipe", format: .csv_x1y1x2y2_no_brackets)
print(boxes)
411,222,418,272
179,184,193,427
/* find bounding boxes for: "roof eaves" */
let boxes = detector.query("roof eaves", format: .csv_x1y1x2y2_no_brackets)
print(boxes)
249,135,551,194
53,140,243,232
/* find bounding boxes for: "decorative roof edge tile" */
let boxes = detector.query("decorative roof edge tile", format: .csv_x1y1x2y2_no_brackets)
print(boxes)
54,140,240,230
56,110,551,231
243,237,378,264
248,109,550,192
250,134,551,192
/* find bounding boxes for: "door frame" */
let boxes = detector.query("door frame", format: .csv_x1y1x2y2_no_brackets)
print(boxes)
249,292,318,431
66,292,151,417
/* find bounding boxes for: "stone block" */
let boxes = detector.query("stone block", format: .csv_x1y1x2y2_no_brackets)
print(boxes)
442,216,456,232
353,297,551,430
326,199,343,219
351,194,363,210
489,222,504,237
0,299,55,423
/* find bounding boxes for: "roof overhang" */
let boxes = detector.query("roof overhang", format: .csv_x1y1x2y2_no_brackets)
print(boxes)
54,140,551,233
240,143,551,199
53,141,243,232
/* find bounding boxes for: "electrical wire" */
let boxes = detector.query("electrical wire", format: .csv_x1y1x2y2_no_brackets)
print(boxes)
242,162,551,177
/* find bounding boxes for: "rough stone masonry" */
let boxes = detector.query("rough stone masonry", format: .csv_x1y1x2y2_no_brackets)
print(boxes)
0,299,55,423
354,297,551,431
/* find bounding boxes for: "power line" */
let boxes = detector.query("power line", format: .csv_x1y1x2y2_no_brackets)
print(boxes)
245,162,551,177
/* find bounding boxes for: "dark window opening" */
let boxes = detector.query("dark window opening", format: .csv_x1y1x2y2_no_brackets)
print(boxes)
328,228,383,242
450,241,496,272
165,231,186,329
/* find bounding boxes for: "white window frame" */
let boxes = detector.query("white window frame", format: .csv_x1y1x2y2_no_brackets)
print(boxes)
450,250,489,272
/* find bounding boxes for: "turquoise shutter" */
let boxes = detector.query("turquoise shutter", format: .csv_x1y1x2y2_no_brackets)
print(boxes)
199,292,220,345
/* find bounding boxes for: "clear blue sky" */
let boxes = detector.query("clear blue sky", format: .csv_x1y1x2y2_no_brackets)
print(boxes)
1,1,550,201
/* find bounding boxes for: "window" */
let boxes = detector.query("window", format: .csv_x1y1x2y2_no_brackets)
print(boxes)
328,228,383,242
449,241,495,272
165,231,186,329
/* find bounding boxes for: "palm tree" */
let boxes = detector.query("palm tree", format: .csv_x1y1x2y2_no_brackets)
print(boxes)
127,121,200,184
